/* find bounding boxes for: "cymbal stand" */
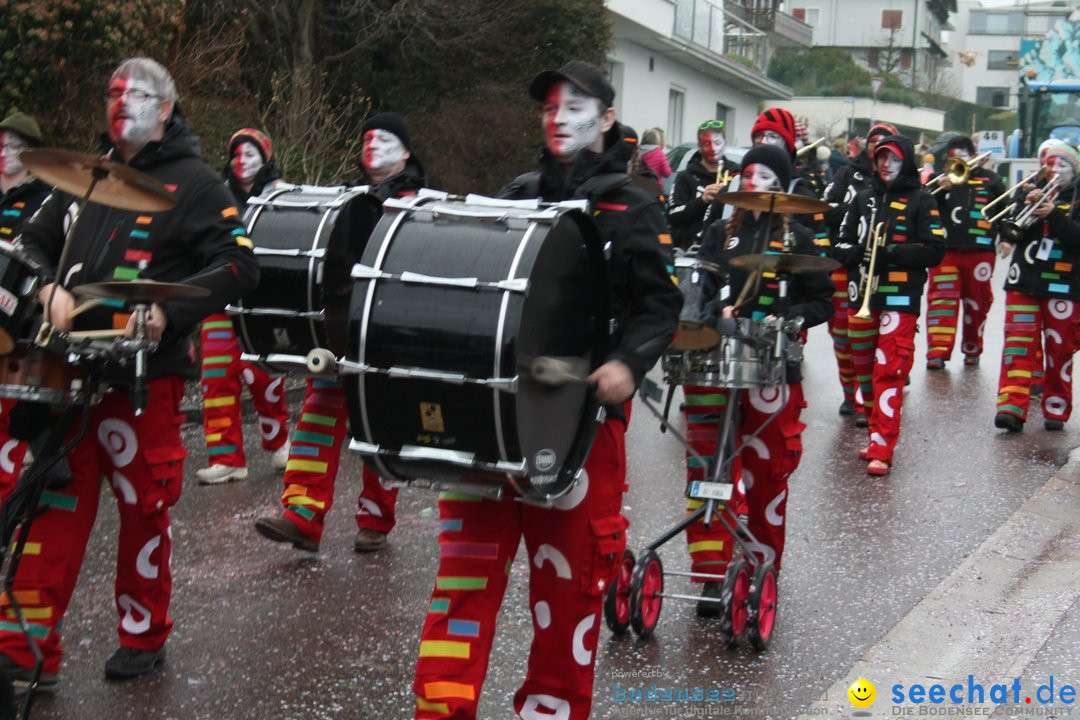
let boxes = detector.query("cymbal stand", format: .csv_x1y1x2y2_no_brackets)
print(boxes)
0,367,97,720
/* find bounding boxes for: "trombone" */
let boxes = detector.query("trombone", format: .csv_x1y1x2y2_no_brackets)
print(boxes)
853,221,887,320
999,174,1063,242
925,151,993,195
981,165,1051,223
796,137,827,159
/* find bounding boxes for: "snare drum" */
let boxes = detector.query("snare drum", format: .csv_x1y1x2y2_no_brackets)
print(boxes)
663,319,784,388
670,253,725,351
0,242,43,355
228,184,383,373
345,196,609,502
0,346,83,404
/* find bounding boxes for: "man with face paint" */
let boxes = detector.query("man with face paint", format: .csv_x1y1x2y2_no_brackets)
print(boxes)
993,142,1080,433
925,135,1006,370
0,111,56,495
667,118,736,248
686,144,832,604
411,60,680,720
195,128,290,485
822,123,899,423
0,58,258,688
254,111,425,554
833,134,945,475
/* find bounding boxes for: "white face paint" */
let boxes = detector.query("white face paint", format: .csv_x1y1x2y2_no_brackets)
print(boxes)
106,75,165,147
0,131,27,176
877,150,903,184
949,148,971,161
362,129,407,172
698,130,726,168
1050,155,1076,186
543,81,605,162
231,142,264,183
741,163,781,193
753,130,788,150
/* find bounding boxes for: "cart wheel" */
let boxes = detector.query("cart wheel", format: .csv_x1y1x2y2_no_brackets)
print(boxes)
747,562,778,651
629,550,663,638
604,549,636,636
719,558,750,648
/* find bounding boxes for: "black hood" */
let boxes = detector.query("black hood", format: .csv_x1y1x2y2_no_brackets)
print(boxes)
99,109,202,169
353,154,426,201
871,134,920,192
223,160,284,204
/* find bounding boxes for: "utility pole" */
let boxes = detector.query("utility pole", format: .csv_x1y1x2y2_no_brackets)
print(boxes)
912,0,919,87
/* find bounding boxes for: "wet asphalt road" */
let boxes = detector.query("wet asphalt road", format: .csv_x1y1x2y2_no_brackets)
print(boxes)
22,261,1080,719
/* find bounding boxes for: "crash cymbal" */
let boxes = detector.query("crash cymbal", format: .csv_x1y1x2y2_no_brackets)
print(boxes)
716,191,831,215
72,279,209,303
728,252,840,275
22,148,177,212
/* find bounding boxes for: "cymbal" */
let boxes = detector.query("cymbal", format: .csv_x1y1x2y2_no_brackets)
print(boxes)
716,191,831,215
22,148,177,212
728,252,840,275
72,279,209,303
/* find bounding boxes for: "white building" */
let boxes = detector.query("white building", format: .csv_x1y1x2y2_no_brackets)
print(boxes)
606,0,811,147
947,0,1074,111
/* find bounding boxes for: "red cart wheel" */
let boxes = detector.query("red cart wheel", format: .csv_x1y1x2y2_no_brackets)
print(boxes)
629,550,663,638
719,558,750,648
603,549,635,636
747,562,778,651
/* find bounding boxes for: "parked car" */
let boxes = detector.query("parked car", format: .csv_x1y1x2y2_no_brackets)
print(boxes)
662,143,748,195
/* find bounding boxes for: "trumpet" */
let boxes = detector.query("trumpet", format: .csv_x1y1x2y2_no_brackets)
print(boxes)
715,168,734,186
999,174,1063,243
981,166,1051,223
853,221,887,320
796,137,827,159
925,151,993,194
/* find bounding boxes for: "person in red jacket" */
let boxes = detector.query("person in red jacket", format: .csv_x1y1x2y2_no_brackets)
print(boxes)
0,57,259,689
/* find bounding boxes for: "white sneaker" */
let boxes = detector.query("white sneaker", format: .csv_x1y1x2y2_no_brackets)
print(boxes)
270,440,291,472
195,464,249,485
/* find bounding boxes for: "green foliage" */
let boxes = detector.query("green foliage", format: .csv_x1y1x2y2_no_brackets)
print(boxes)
0,0,184,148
768,47,871,95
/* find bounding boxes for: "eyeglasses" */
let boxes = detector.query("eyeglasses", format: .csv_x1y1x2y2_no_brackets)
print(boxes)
698,120,725,131
105,89,161,103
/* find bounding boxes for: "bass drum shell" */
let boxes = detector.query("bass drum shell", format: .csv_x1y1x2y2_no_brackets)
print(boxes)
232,185,383,373
346,199,609,501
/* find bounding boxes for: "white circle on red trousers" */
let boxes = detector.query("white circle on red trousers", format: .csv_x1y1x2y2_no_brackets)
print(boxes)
748,386,784,414
1050,299,1074,320
974,262,993,282
765,490,787,526
98,419,137,468
879,311,900,335
534,601,551,629
1045,395,1068,415
879,387,899,418
1062,359,1073,383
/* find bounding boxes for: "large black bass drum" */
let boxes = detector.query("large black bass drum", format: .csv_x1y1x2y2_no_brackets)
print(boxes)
228,184,383,373
344,194,609,503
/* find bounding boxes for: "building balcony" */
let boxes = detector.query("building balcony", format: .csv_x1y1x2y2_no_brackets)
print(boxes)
725,0,813,48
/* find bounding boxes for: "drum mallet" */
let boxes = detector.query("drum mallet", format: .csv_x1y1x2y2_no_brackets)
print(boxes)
528,356,596,389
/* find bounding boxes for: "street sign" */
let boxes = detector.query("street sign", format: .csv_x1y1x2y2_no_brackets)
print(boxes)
871,77,884,96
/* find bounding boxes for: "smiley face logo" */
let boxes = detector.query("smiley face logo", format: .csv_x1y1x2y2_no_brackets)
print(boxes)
848,678,876,708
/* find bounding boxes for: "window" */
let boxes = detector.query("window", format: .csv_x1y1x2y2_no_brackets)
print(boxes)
882,9,902,30
900,48,912,70
976,86,1010,107
792,7,819,26
969,10,1023,35
868,47,879,69
715,103,730,130
987,49,1018,70
668,88,685,146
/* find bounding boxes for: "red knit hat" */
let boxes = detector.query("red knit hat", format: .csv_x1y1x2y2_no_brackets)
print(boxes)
866,123,899,143
751,107,797,154
229,128,272,162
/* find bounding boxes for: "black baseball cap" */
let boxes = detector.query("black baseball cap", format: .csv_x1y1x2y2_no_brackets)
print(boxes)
529,60,615,107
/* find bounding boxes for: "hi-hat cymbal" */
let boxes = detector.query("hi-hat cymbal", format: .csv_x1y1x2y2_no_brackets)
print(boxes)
716,191,831,215
728,253,840,275
22,148,177,212
72,279,209,303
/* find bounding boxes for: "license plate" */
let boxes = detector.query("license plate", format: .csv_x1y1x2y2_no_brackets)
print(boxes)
688,481,734,501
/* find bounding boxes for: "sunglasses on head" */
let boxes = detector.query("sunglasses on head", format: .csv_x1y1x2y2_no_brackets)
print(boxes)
698,120,725,131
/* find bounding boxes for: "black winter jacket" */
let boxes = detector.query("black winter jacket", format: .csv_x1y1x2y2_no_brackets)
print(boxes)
351,156,427,201
834,135,946,314
1,177,51,241
698,212,833,384
823,152,874,241
19,114,260,383
500,124,682,417
667,151,737,248
224,160,284,206
1003,183,1080,300
935,167,1006,251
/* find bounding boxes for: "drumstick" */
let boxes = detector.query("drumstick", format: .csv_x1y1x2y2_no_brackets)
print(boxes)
67,328,125,339
68,299,102,319
528,356,594,388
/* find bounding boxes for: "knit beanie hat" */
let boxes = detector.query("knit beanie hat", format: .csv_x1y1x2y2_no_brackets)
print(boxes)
866,123,899,144
361,112,412,152
794,120,810,147
740,144,792,191
229,128,272,162
1043,143,1080,172
0,111,43,146
751,107,797,154
1039,138,1070,162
